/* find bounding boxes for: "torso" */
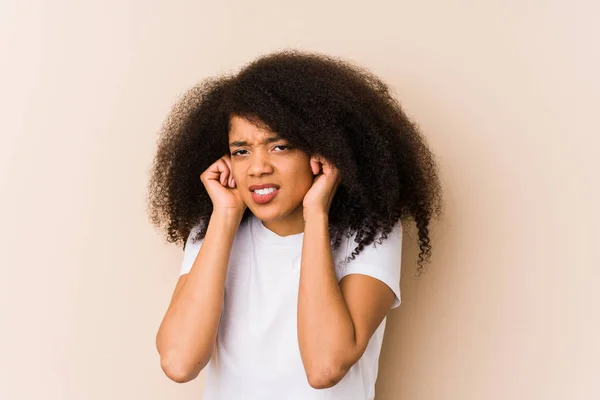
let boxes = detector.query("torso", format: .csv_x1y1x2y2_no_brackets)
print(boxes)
201,216,387,400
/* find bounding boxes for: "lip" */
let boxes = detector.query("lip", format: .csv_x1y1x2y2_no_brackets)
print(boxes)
249,184,280,205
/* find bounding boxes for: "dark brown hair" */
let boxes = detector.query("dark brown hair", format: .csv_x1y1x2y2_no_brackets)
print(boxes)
148,50,442,272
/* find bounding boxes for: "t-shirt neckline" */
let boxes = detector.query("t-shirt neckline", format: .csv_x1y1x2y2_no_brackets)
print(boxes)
251,214,304,249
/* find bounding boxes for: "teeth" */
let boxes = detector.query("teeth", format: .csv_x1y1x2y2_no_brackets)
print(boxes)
254,188,276,195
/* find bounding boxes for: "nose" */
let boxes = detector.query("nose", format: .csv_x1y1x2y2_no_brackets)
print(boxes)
248,150,274,177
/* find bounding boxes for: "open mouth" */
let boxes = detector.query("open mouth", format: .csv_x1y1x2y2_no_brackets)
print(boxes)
253,187,277,196
250,186,280,204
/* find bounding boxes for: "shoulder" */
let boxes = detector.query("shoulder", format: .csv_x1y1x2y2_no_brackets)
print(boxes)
179,215,253,276
333,220,403,308
334,221,403,267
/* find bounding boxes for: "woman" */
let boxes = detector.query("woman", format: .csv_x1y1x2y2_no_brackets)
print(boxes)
148,50,442,399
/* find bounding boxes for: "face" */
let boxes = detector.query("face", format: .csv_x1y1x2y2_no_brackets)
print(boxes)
228,116,314,232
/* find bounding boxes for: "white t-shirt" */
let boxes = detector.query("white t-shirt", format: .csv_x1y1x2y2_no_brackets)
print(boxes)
180,215,402,400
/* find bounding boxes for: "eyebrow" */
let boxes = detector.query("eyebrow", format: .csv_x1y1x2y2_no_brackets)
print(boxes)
229,136,283,148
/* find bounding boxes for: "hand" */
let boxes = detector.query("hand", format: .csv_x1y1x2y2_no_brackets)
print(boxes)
302,155,341,218
200,155,247,215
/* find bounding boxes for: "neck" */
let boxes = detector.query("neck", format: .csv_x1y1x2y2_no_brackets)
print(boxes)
261,206,305,236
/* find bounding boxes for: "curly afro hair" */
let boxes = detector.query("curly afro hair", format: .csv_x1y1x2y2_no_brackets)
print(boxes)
148,49,442,273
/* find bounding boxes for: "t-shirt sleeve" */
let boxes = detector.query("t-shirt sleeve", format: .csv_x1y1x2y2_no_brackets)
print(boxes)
180,225,204,276
336,221,403,309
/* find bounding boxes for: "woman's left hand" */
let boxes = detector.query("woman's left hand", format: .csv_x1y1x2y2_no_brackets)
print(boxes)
302,155,341,218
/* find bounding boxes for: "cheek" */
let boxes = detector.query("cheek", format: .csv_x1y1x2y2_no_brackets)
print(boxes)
230,163,242,182
293,164,315,195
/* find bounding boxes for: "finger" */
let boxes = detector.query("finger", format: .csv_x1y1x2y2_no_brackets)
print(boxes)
201,169,220,184
322,159,339,178
221,156,235,187
310,156,321,175
221,168,229,187
329,167,340,181
221,155,233,171
215,160,229,186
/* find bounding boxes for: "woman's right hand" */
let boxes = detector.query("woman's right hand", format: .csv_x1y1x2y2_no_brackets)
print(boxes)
200,155,247,215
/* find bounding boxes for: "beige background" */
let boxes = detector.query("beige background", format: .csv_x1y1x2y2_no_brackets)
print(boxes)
1,0,598,399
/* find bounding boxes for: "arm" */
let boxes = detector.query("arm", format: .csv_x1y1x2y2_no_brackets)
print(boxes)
297,155,396,389
156,209,243,383
297,210,395,389
156,155,245,383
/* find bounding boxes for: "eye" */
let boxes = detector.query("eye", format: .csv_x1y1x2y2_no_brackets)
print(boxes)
231,149,248,156
273,145,289,152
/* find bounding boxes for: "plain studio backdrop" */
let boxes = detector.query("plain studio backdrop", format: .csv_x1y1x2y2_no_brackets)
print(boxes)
0,1,598,399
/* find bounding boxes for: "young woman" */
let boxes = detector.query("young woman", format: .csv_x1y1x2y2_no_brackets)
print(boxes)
148,50,442,399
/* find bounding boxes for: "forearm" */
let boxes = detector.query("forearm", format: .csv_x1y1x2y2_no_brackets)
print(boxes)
157,209,242,381
297,210,357,387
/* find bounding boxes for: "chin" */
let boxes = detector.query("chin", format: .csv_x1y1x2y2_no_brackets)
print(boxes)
248,206,284,223
247,203,301,223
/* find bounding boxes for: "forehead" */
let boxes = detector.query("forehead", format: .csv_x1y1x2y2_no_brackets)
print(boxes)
228,116,277,142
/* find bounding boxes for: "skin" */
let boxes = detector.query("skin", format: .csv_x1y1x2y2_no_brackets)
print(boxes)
227,116,314,235
156,116,395,388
